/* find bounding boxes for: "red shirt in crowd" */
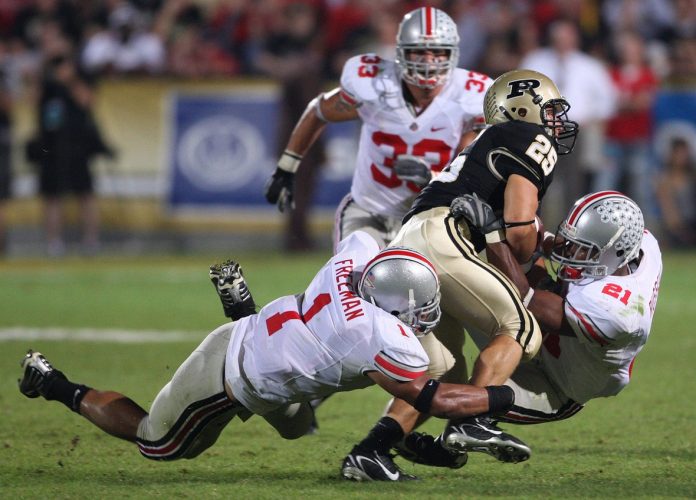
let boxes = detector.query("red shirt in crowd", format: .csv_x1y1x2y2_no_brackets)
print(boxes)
607,65,659,142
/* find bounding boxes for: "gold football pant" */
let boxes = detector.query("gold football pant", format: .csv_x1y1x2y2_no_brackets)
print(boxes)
390,207,542,367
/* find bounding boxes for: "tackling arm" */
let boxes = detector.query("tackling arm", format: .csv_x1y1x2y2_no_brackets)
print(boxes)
367,372,511,420
485,239,575,336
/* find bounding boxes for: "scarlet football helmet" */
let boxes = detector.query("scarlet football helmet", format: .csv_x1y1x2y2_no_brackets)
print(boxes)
484,69,579,154
395,7,460,89
551,191,644,282
358,247,441,336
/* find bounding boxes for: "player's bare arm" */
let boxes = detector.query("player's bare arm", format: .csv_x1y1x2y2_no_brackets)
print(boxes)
503,174,540,263
484,234,580,338
456,129,479,152
285,88,359,155
366,372,513,419
265,88,360,211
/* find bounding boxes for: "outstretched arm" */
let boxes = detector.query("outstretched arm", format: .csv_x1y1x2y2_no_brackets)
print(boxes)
286,87,359,155
366,372,513,420
265,88,359,211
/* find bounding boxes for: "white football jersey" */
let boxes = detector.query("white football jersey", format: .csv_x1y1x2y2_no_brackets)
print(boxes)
339,54,490,218
540,231,662,404
225,231,429,415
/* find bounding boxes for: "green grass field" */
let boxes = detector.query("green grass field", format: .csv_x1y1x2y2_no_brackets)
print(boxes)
1,251,695,498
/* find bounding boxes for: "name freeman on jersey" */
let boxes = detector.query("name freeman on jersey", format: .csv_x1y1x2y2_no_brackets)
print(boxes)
334,259,365,321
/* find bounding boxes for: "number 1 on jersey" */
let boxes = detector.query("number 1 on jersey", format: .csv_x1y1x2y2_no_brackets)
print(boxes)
266,293,332,336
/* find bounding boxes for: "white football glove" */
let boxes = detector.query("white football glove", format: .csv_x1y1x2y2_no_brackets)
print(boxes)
394,154,432,187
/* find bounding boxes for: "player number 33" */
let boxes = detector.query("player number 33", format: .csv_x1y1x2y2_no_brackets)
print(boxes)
525,134,557,176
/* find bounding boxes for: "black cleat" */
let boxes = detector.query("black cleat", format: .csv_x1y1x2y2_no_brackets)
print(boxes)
209,260,256,320
394,432,468,469
341,446,418,481
442,416,531,463
18,350,65,399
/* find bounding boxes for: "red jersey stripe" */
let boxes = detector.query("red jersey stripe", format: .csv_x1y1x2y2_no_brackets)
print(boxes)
374,354,426,381
567,303,609,346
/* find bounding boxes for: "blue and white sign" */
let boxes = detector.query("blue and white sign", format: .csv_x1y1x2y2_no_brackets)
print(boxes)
168,92,278,207
167,91,357,210
653,90,696,159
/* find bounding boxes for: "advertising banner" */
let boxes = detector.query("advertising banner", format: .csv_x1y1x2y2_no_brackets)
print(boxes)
652,90,696,161
167,91,357,210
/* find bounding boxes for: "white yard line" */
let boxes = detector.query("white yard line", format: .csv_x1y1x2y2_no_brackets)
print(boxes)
0,327,207,343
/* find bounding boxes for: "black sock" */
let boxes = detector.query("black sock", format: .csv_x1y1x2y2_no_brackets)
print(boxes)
355,416,404,455
42,372,91,414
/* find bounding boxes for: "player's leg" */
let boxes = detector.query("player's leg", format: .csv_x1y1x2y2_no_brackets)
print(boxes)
341,415,419,481
340,309,464,474
261,402,315,440
441,362,543,463
19,350,146,441
136,323,242,460
209,260,257,320
389,313,471,468
442,359,582,463
333,194,392,251
435,212,542,383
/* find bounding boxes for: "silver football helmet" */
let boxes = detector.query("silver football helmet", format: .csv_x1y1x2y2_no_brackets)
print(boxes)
551,191,644,282
484,69,579,154
395,7,460,89
358,247,441,336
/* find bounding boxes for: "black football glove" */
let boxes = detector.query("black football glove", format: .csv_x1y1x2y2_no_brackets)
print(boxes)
394,154,432,187
264,168,295,212
450,193,504,237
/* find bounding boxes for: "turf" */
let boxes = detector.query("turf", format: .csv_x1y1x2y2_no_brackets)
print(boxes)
1,251,695,498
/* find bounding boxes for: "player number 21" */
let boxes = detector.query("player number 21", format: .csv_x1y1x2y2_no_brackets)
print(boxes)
525,134,557,176
601,283,632,305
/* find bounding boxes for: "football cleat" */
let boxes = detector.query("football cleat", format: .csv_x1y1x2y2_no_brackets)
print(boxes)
442,416,531,463
209,260,256,320
341,446,418,481
18,350,65,399
394,432,468,469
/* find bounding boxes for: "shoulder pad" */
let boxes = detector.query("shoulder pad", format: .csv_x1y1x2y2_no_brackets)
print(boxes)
449,68,493,98
340,54,399,106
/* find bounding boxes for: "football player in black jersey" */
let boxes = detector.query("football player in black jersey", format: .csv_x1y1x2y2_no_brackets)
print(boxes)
340,69,579,479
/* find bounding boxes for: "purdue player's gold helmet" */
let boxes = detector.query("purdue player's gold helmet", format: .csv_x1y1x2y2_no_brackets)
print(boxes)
484,69,579,154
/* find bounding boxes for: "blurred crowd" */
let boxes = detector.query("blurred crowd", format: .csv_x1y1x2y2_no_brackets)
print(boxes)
0,0,691,86
0,0,694,254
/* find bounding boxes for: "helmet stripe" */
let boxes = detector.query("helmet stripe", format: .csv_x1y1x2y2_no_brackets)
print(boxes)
567,190,625,225
365,248,437,278
424,7,433,36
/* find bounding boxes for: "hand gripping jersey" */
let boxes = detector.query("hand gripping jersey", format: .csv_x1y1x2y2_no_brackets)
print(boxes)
540,231,662,404
224,232,429,415
339,54,489,218
404,120,558,251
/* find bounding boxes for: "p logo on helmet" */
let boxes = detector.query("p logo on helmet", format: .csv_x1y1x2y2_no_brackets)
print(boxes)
506,79,541,99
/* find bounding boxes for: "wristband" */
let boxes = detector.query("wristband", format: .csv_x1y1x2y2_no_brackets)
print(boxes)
277,150,303,173
485,385,515,415
522,288,535,307
485,229,506,244
414,379,440,413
